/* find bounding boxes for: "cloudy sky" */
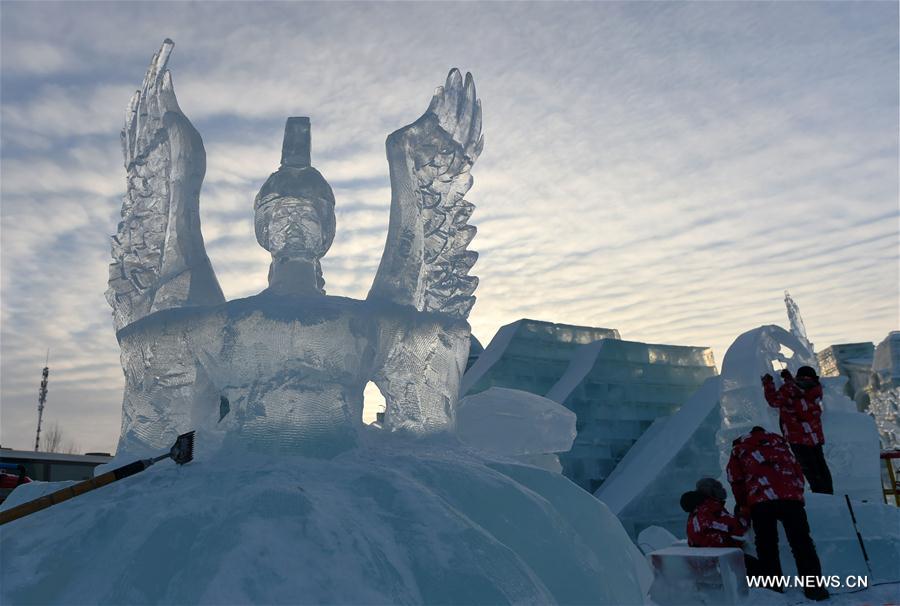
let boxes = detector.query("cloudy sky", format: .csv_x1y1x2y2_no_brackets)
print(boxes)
1,2,897,454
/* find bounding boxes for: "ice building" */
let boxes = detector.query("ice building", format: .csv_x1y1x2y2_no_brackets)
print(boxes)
546,339,717,492
869,331,900,448
461,319,620,396
462,320,717,493
595,377,721,538
817,342,875,410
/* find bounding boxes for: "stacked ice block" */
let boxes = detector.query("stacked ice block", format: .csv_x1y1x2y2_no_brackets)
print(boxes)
546,339,717,492
461,319,620,396
595,377,722,539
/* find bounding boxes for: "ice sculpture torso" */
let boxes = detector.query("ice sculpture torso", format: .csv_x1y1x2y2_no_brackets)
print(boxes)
118,296,470,456
109,41,482,459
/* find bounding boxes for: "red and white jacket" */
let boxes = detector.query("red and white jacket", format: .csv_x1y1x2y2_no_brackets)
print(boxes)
687,498,747,549
763,378,825,446
727,429,805,510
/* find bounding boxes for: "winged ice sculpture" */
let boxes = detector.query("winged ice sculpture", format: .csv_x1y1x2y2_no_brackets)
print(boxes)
107,40,483,458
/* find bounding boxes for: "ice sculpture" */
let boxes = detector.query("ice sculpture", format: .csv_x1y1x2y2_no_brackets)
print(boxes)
783,290,817,369
869,331,900,448
598,324,883,540
716,325,881,496
716,325,811,451
108,41,483,459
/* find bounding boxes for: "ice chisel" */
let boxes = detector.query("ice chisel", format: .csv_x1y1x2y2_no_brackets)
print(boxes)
0,431,194,526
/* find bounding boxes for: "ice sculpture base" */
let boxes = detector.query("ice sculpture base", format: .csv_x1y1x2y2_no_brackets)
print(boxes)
1,438,650,605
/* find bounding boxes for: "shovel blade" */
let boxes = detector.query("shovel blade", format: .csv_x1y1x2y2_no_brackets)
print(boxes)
169,431,195,465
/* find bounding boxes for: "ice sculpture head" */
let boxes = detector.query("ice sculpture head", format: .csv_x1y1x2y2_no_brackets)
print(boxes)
254,118,336,261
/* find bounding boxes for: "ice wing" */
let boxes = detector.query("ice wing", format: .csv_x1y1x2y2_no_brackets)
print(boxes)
107,40,224,332
368,69,484,319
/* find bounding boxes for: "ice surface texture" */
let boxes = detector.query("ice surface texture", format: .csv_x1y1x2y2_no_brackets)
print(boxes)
107,42,484,458
0,445,650,605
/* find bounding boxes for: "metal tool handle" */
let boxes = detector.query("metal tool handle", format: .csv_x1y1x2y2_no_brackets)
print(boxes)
0,460,150,526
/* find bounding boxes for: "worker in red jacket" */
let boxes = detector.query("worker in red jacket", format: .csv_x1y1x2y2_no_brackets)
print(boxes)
762,366,833,494
682,479,747,548
727,426,828,601
680,478,759,576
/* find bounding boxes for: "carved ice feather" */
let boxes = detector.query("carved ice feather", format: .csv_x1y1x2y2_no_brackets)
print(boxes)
368,69,483,320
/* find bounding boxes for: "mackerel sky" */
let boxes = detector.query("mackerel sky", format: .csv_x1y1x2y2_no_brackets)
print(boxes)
1,2,897,453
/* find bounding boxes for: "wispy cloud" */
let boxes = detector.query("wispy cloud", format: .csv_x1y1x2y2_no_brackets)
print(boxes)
1,2,897,453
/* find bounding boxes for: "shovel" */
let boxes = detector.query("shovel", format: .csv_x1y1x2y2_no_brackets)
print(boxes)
0,431,194,526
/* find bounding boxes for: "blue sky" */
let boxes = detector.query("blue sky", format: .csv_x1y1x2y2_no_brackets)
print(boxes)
1,2,897,453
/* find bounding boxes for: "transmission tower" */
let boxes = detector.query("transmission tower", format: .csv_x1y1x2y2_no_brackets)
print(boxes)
35,350,50,452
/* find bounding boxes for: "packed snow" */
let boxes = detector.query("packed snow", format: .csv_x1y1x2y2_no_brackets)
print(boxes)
1,435,650,605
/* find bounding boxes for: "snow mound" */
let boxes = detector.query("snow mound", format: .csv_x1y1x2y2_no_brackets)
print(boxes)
1,435,649,605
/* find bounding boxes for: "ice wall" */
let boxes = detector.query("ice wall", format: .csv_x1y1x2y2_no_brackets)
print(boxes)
461,319,619,396
547,339,717,493
595,377,722,538
777,494,900,584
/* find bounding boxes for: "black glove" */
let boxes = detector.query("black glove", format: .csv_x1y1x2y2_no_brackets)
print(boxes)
780,369,793,380
761,373,774,384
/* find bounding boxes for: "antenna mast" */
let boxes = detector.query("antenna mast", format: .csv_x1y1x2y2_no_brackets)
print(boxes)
35,350,49,452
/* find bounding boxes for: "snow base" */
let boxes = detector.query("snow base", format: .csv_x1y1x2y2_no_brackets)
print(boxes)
1,433,649,605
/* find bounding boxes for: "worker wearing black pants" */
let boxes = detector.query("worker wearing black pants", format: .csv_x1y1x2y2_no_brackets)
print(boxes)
751,500,823,580
728,428,830,601
790,443,834,495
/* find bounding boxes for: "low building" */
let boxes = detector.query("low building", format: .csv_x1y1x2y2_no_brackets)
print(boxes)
0,449,112,483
